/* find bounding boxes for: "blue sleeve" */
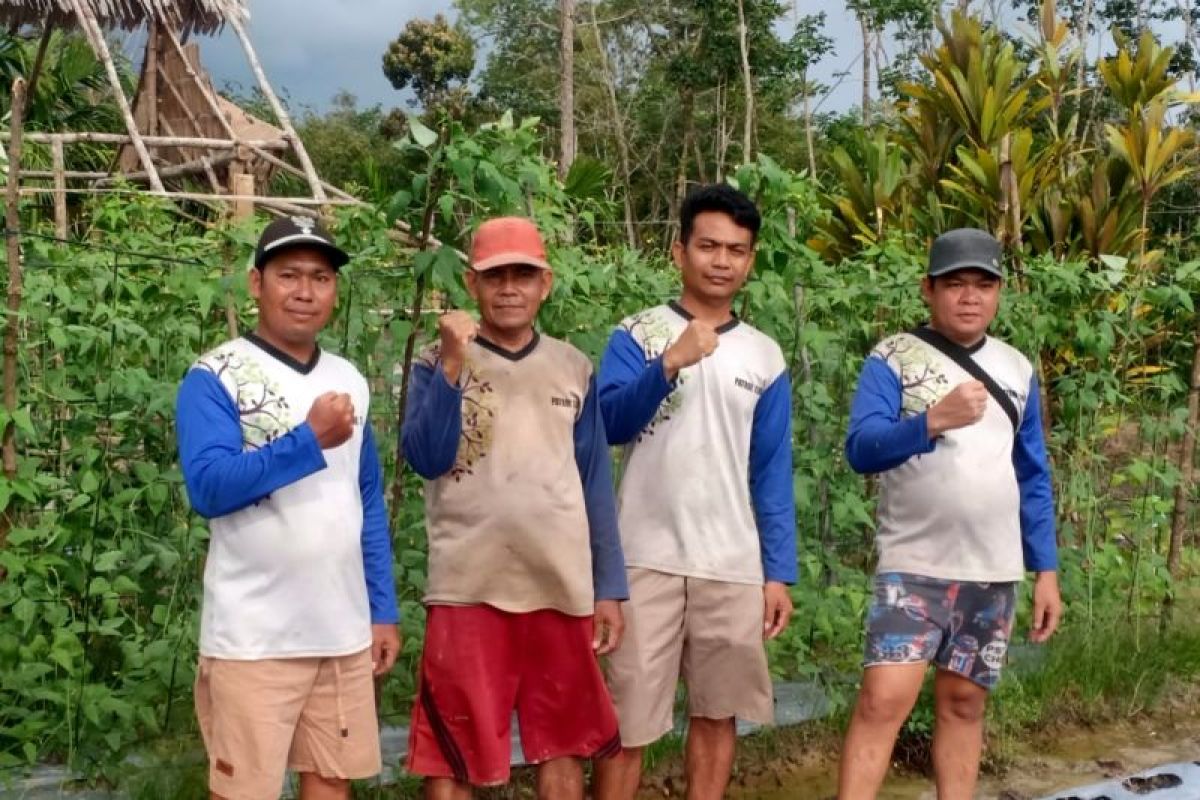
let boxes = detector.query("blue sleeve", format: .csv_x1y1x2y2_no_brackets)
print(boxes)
750,373,798,584
597,328,674,445
1013,375,1058,572
176,368,327,518
400,360,463,480
359,422,400,623
845,356,937,474
575,377,629,602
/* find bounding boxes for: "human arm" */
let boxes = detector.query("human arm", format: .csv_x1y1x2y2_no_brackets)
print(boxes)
844,356,938,474
175,368,328,518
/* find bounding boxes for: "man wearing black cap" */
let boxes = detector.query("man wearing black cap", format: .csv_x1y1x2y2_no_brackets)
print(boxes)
176,216,400,800
837,229,1061,799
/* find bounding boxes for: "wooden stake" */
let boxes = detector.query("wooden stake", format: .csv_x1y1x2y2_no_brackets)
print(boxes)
69,0,165,192
0,132,288,149
145,18,159,136
1168,328,1200,577
225,14,327,203
224,172,255,339
51,136,66,238
3,79,26,495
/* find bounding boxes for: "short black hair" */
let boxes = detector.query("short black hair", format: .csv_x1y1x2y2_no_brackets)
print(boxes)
679,184,761,244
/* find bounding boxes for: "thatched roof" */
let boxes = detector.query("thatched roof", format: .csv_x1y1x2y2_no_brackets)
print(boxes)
0,0,248,37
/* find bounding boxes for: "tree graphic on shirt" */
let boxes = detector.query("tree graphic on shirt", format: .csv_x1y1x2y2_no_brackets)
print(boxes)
623,310,688,442
872,334,951,418
417,344,496,481
196,348,293,450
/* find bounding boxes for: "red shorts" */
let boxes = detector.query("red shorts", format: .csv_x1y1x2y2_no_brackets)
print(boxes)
406,604,621,786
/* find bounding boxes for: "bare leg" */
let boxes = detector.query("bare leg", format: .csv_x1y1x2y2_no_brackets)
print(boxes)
932,669,988,800
685,717,736,800
593,747,643,800
837,663,927,800
424,777,471,800
298,773,349,800
536,757,584,800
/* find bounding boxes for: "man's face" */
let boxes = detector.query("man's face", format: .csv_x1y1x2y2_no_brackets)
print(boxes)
249,247,338,347
465,262,552,335
921,269,1001,344
672,211,756,304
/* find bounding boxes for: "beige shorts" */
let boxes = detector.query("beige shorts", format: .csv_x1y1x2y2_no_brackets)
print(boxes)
604,568,773,747
195,648,381,800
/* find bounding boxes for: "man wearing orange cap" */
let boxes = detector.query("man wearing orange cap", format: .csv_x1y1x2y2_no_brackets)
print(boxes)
401,217,628,799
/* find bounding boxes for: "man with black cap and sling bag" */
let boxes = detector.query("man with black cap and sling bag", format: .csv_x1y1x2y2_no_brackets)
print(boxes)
837,228,1063,799
176,217,401,800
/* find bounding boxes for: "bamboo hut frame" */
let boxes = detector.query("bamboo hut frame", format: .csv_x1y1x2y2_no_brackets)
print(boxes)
0,0,331,218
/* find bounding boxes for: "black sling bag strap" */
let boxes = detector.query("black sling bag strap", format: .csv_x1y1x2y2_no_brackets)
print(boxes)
908,325,1020,433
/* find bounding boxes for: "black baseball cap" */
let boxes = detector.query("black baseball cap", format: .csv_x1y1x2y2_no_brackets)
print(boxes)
254,216,350,270
928,228,1003,279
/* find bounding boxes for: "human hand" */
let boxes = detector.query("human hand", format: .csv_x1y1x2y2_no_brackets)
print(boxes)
438,310,478,385
926,380,989,438
1029,571,1062,643
663,320,719,380
306,391,355,449
371,623,401,676
593,600,625,656
763,581,794,640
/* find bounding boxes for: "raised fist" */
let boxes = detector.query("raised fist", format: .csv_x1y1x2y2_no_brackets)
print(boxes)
438,310,478,385
663,320,719,380
926,380,988,438
307,391,355,449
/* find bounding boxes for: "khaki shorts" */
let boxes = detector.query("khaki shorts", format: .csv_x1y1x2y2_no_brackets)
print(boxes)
195,648,381,800
604,568,773,747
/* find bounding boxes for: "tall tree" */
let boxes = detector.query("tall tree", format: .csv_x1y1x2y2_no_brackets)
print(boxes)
382,14,476,113
559,0,576,178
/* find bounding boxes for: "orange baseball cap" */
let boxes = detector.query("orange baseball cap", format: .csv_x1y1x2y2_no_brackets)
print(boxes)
469,217,552,272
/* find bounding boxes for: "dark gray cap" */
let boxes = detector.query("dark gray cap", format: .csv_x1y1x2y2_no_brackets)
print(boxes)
928,228,1003,279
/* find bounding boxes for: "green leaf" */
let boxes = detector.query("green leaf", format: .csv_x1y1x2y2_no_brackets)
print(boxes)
409,116,438,148
11,406,33,437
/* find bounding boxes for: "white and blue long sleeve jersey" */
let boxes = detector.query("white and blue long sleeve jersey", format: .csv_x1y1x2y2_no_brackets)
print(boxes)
598,302,797,586
176,334,399,660
846,331,1058,581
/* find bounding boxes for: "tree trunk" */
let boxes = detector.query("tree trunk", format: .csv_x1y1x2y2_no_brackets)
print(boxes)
1168,327,1200,577
860,14,872,125
803,74,817,178
736,0,755,164
588,6,637,248
672,88,695,245
1,78,26,553
558,0,576,180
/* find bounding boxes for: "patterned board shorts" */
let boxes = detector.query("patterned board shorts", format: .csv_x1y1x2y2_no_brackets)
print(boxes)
863,572,1017,690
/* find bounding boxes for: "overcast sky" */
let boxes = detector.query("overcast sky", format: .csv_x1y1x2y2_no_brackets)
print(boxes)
136,2,1175,118
126,0,869,116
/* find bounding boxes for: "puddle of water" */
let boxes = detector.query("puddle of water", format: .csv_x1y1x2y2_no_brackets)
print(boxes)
731,712,1200,800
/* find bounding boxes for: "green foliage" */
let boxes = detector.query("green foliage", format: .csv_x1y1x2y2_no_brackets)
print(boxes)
382,14,476,112
0,111,1197,791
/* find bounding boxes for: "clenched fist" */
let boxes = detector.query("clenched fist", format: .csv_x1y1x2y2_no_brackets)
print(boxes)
926,380,988,438
438,310,478,385
663,320,719,380
307,391,355,449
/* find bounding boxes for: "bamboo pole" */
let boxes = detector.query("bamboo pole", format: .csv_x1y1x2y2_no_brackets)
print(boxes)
68,0,165,192
225,14,327,203
94,150,240,186
160,23,239,142
16,186,357,205
224,172,255,340
145,19,159,136
3,79,26,502
0,132,290,149
51,137,67,238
